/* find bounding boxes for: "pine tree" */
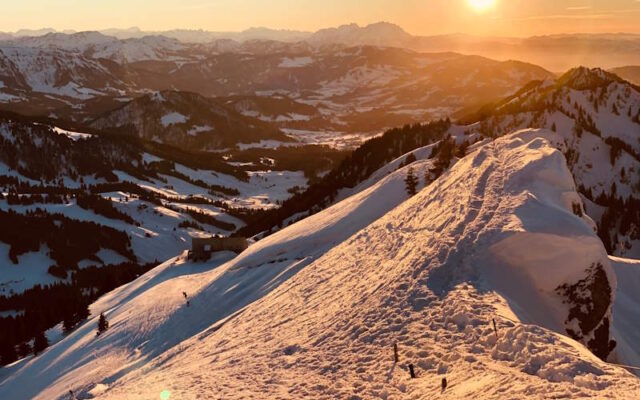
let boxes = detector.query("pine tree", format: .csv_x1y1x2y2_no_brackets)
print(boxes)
405,167,418,196
17,342,31,358
0,342,17,365
402,153,417,168
63,301,90,334
551,122,557,132
33,331,49,356
455,141,468,158
97,312,109,335
62,317,75,334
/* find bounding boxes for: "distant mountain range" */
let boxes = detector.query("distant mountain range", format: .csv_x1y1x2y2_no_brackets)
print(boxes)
2,22,639,70
0,34,554,144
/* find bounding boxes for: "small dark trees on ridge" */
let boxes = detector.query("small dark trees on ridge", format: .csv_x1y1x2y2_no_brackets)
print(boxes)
33,331,49,356
405,167,418,196
97,313,109,336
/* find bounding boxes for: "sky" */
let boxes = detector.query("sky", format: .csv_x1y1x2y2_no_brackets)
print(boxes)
2,0,640,37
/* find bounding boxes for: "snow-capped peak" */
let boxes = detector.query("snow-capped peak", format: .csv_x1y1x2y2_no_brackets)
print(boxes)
307,21,413,47
557,66,628,91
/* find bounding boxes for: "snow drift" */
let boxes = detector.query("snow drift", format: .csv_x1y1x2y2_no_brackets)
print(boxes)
1,131,639,399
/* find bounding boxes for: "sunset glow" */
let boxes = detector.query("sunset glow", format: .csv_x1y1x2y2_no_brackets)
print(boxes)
468,0,497,12
1,0,639,37
1,0,640,398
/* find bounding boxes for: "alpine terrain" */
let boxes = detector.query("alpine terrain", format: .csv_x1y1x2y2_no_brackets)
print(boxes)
1,127,640,398
1,8,640,399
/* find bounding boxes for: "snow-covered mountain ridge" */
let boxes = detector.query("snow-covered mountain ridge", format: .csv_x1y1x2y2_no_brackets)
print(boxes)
0,35,553,141
462,67,640,257
1,131,638,398
89,90,291,150
3,23,639,70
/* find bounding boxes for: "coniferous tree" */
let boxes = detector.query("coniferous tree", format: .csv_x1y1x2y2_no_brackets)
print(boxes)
400,153,417,169
405,167,418,196
455,141,469,158
97,312,109,335
429,136,456,178
17,342,31,358
0,341,17,365
33,331,49,356
63,303,90,334
62,315,77,334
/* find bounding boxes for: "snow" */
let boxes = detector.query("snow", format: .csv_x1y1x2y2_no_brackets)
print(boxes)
169,163,308,209
235,139,300,150
278,56,313,68
281,128,380,150
0,243,60,295
160,112,187,127
2,131,639,398
0,161,40,186
0,92,23,102
0,187,238,295
609,256,640,373
51,126,92,141
186,124,211,136
461,71,640,255
6,32,188,63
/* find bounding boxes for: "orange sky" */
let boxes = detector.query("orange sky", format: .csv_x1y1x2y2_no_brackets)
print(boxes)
2,0,640,36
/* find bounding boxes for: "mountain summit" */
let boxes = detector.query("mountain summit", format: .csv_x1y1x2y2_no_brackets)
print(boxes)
307,22,413,47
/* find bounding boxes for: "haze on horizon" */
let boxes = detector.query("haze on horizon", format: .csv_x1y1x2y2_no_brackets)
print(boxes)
3,0,640,38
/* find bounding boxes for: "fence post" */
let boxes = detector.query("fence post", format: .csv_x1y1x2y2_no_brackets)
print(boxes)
409,364,416,379
393,343,399,362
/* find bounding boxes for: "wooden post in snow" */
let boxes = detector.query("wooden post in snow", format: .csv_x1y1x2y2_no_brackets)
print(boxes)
409,364,416,379
393,343,399,363
492,318,498,338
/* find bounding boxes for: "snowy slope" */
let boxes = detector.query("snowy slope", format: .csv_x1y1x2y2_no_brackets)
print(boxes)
2,132,638,399
0,137,421,399
89,90,291,150
7,32,189,63
462,67,640,256
608,256,640,371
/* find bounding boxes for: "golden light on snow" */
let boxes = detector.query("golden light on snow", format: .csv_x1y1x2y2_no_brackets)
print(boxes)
467,0,497,12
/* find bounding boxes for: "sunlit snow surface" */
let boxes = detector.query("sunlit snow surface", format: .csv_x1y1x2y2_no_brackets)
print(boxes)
1,131,639,399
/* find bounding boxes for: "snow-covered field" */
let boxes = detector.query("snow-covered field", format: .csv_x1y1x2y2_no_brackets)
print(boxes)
281,128,382,150
0,153,307,294
2,131,638,399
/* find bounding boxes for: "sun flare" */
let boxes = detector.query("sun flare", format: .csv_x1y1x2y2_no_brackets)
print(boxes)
468,0,497,12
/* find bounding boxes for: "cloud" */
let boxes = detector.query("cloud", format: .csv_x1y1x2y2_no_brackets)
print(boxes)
516,13,612,21
566,6,592,11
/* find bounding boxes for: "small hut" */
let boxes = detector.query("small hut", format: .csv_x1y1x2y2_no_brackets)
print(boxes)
188,232,248,261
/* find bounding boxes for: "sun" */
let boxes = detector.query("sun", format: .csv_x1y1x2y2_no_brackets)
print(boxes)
467,0,497,12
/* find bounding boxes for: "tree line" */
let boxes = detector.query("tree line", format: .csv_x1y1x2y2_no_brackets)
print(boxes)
237,119,451,237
